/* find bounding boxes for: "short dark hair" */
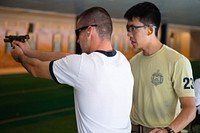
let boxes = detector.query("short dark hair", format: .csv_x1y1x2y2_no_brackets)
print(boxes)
124,2,161,36
77,7,113,40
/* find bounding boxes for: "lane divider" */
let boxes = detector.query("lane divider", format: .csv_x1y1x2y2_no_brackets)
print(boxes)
0,107,74,125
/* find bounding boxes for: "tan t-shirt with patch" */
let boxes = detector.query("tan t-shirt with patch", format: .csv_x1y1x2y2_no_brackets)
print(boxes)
130,45,194,128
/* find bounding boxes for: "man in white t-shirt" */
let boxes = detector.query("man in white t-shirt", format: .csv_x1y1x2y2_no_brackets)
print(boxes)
10,7,134,133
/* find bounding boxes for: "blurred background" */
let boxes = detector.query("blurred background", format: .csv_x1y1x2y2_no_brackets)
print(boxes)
0,0,200,132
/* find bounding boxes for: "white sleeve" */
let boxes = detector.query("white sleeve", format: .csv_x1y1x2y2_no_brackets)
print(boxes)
49,54,82,87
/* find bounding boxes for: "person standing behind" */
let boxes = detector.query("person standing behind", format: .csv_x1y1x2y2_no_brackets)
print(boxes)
194,78,200,115
124,2,196,133
11,7,134,133
190,78,200,132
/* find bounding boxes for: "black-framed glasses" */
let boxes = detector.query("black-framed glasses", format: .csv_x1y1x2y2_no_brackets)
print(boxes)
75,24,97,39
126,24,157,32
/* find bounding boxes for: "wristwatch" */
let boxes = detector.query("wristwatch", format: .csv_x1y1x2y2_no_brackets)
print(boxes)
164,127,175,133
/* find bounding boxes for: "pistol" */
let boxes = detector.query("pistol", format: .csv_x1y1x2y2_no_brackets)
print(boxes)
4,35,30,47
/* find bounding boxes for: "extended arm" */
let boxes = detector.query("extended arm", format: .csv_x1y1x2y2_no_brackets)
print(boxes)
11,43,52,79
12,40,70,61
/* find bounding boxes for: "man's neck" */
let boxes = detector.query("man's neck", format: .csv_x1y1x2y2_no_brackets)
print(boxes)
93,40,113,52
143,40,163,56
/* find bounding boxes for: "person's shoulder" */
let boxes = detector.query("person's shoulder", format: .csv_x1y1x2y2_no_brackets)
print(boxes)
106,50,126,59
63,53,91,63
163,45,189,62
115,50,130,62
164,45,181,56
115,50,123,55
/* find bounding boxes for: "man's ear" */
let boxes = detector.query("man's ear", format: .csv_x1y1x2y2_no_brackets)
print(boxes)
147,26,153,35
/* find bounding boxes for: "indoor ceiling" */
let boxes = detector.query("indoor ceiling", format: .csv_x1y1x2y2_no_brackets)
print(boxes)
0,0,200,27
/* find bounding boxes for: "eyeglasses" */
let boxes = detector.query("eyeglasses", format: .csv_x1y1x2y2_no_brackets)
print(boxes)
75,24,97,39
126,24,157,33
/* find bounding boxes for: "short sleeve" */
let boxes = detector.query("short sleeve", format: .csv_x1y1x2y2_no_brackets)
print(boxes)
173,57,194,97
49,54,82,87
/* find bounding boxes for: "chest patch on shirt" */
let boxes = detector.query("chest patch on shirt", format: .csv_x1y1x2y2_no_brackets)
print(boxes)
151,70,164,86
